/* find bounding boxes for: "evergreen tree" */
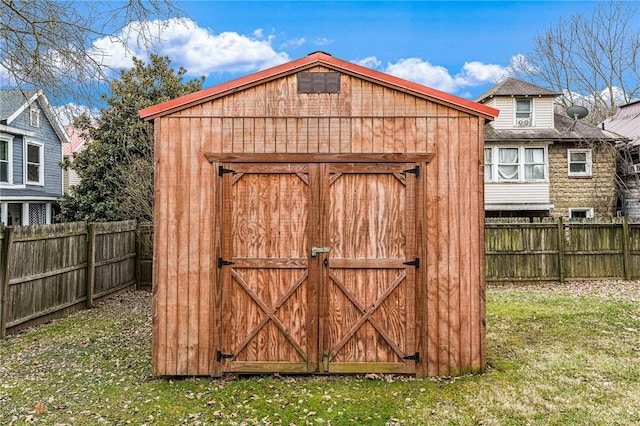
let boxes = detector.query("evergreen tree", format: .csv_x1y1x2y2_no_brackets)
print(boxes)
60,55,204,222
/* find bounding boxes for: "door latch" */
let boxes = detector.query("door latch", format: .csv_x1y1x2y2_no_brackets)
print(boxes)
311,247,330,257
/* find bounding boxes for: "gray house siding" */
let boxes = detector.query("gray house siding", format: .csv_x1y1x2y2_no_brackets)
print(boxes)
0,90,67,225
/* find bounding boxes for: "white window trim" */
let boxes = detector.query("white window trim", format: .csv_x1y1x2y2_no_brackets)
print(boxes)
30,105,40,127
569,208,594,219
0,133,14,185
0,202,7,225
514,97,534,127
24,139,44,186
568,148,592,177
484,145,548,183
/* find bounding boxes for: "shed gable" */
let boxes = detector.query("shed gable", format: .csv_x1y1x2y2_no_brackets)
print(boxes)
160,65,481,156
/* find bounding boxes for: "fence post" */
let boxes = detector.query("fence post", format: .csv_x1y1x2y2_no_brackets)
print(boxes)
0,227,14,338
622,216,631,280
135,221,142,291
557,217,565,283
86,223,96,308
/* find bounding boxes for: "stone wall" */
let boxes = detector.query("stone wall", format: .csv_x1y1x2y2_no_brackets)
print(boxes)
548,142,618,218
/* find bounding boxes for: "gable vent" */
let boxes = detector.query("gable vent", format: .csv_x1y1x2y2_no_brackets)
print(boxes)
298,72,340,94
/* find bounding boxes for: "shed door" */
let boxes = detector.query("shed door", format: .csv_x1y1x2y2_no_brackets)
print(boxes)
219,164,315,373
218,162,417,374
321,164,417,374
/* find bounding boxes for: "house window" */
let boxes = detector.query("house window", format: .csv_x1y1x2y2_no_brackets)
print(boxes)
485,146,547,182
0,139,9,183
524,147,545,180
515,98,532,127
26,141,43,185
498,147,519,180
484,148,493,181
569,208,594,219
30,105,40,127
568,149,592,177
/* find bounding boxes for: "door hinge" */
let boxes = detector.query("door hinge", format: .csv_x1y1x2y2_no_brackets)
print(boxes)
403,258,420,269
216,350,235,362
403,352,420,362
403,166,420,177
217,257,235,268
218,166,236,176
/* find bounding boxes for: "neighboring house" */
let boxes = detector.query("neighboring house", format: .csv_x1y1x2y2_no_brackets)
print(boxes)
476,77,624,219
602,101,640,217
0,89,68,225
62,125,87,194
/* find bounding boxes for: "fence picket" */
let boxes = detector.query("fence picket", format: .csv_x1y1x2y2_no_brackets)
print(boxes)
0,221,147,337
486,217,640,282
1,227,14,338
86,223,96,309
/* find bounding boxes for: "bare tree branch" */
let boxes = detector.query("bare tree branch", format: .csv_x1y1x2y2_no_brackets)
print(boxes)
0,0,184,110
512,1,640,124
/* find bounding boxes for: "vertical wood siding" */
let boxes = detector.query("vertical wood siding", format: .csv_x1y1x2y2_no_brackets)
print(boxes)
151,66,487,377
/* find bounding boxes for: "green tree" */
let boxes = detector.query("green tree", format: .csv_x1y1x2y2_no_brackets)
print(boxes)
59,55,204,222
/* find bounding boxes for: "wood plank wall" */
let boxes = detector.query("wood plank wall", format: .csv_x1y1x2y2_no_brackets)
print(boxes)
152,66,486,377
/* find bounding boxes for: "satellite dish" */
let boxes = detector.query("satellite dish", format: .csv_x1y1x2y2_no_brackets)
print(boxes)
567,105,589,120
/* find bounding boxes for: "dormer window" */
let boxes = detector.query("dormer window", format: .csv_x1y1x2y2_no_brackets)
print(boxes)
515,98,532,127
30,105,40,127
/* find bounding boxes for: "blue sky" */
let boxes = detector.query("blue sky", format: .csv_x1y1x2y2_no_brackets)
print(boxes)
84,1,609,103
144,0,597,100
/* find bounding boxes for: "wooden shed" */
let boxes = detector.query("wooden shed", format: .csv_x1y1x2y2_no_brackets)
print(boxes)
139,52,498,378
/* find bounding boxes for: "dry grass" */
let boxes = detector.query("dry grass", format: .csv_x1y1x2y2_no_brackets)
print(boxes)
1,281,639,425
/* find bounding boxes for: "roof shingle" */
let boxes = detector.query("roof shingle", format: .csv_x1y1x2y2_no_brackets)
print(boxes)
476,77,562,103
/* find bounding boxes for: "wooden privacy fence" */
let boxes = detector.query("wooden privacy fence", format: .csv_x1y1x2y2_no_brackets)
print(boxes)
486,217,640,282
0,220,152,337
2,217,639,337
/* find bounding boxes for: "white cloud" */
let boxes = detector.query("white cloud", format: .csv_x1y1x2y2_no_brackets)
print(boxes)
53,103,100,126
355,56,382,69
385,58,459,93
280,37,306,49
90,18,290,77
457,61,507,86
507,53,537,76
313,37,332,46
0,63,13,85
383,57,510,94
565,86,629,110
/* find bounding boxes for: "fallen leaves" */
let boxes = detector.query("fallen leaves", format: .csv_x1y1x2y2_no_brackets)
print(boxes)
1,285,639,425
34,402,47,414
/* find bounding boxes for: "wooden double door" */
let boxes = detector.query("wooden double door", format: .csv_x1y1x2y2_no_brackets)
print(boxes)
218,162,419,374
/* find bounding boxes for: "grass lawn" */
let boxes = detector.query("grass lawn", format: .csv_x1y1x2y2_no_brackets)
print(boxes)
1,281,639,425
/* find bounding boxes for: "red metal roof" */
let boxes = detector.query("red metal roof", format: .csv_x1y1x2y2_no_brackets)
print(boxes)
139,51,499,120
